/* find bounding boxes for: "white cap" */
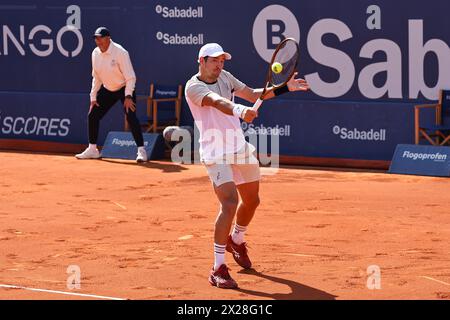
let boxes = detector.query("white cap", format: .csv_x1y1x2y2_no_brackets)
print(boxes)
198,43,232,62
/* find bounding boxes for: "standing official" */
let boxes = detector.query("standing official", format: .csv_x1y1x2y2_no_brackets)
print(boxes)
76,27,147,162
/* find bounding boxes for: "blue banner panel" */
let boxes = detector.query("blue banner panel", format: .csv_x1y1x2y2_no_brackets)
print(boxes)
1,0,450,164
0,91,126,145
389,144,450,177
101,131,165,160
242,99,417,161
0,1,449,101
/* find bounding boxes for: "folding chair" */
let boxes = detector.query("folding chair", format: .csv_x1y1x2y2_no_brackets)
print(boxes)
123,84,182,133
415,89,450,146
145,84,182,133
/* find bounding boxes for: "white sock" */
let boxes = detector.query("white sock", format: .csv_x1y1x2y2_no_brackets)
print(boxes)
138,146,145,152
231,224,247,245
88,143,97,150
214,243,226,271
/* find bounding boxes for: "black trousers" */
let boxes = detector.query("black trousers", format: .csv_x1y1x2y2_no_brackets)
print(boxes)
88,86,144,147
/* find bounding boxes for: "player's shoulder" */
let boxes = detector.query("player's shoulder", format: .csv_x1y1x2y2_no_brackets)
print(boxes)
92,47,101,56
185,74,209,98
185,74,204,88
220,69,239,82
111,41,129,55
220,69,233,78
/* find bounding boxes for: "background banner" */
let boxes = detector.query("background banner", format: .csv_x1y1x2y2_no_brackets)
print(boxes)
1,1,449,161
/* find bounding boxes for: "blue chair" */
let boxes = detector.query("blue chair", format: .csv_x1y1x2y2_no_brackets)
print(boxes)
125,84,182,133
147,84,182,133
415,89,450,146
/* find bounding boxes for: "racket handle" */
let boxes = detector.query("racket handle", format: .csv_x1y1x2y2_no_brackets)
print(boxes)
252,98,263,111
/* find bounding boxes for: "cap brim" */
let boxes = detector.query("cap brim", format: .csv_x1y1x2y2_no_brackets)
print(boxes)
208,52,232,60
197,51,232,63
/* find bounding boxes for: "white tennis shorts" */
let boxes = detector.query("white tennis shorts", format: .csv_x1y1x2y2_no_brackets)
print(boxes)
204,143,261,187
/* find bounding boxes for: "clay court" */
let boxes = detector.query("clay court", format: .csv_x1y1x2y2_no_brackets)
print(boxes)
0,150,449,300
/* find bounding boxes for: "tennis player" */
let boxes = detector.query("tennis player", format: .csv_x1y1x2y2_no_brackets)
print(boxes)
185,43,309,289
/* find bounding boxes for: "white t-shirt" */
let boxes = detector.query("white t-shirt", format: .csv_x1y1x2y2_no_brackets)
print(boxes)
185,70,248,164
90,40,136,101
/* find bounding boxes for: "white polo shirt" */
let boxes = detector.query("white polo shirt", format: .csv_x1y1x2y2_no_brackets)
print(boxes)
90,40,136,101
185,69,248,164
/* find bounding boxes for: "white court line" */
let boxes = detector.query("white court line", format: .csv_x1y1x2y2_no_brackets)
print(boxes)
420,276,450,287
284,253,317,258
0,284,127,300
111,201,127,210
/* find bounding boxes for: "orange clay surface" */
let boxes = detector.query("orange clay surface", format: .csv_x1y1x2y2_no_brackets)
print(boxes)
0,151,449,300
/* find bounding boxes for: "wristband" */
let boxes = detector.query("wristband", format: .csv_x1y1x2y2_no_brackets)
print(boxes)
274,84,289,96
232,104,248,119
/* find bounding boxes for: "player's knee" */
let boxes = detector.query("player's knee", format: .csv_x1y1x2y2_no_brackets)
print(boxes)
244,196,260,210
222,199,238,213
216,202,236,225
126,115,139,126
220,196,239,214
88,111,98,122
253,196,261,209
126,110,137,118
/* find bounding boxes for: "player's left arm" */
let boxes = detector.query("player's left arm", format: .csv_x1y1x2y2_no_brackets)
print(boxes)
235,72,310,103
236,86,274,103
119,50,137,97
118,50,137,113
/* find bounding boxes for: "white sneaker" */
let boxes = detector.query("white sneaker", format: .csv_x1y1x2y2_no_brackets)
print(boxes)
136,148,148,163
75,147,101,159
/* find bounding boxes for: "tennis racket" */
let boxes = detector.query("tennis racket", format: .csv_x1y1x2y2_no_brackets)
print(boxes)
252,37,299,111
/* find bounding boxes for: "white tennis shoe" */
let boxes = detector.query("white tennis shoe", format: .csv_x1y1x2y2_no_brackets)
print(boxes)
75,147,101,159
136,148,148,163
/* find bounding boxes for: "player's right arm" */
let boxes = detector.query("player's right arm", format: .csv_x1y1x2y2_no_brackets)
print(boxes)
89,51,102,111
186,81,257,123
201,92,257,123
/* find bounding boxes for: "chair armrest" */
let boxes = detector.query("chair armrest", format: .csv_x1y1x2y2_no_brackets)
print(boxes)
153,98,179,102
415,103,440,129
414,103,438,110
136,95,148,102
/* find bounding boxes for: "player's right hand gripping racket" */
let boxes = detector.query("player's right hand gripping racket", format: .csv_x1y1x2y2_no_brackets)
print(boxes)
252,37,299,111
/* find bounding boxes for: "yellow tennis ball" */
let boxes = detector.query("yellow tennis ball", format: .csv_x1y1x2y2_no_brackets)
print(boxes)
272,62,283,74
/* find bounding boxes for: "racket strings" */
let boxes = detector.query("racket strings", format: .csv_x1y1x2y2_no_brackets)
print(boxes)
270,40,299,87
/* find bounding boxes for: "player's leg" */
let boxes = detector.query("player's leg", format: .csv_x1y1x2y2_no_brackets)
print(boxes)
226,152,261,269
89,87,119,143
213,181,239,251
232,149,261,237
120,90,146,162
235,180,260,228
225,180,260,270
76,87,117,159
206,164,239,289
